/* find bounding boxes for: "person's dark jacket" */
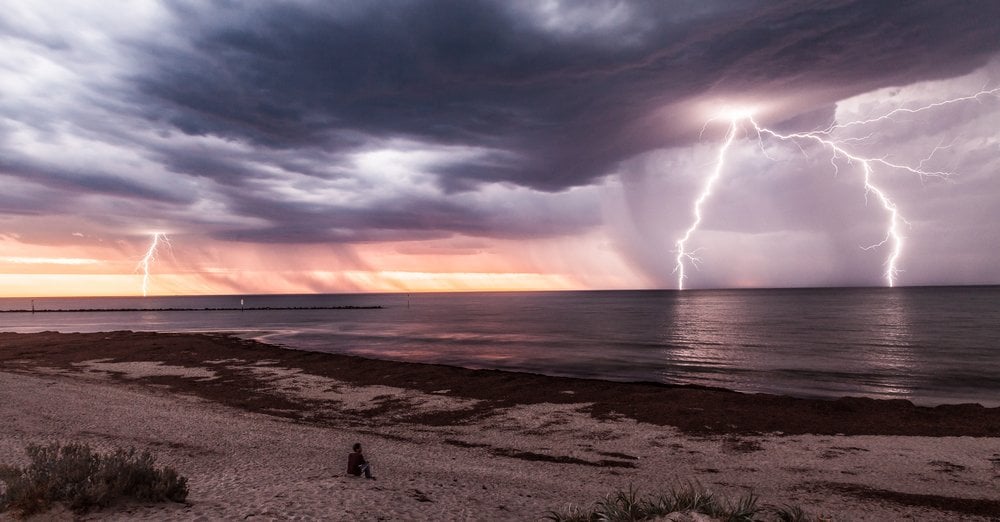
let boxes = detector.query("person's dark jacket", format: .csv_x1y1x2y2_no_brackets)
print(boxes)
347,451,367,476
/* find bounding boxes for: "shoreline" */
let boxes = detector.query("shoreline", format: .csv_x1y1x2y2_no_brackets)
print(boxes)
2,330,997,437
3,331,1000,520
254,335,995,410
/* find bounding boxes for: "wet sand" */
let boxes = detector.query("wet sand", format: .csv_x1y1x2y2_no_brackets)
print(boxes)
1,331,999,520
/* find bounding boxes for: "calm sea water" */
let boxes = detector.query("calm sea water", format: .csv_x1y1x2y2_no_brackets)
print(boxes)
1,287,998,406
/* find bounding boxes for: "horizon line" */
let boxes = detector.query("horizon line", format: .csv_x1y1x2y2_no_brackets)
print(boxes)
3,282,999,300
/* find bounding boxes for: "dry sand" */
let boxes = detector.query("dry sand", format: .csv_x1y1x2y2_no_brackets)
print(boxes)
1,332,999,520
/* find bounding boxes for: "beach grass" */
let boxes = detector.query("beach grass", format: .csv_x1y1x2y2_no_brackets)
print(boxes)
546,482,819,521
0,442,188,517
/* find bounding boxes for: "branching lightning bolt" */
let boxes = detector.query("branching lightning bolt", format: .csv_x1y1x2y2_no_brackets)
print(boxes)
748,121,914,287
674,88,998,290
674,121,740,290
136,233,169,297
818,87,1000,135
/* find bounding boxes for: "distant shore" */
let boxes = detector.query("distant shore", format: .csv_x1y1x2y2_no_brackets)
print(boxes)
0,305,383,313
2,331,999,519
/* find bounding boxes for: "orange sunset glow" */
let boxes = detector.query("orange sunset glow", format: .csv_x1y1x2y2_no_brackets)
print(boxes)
0,230,647,297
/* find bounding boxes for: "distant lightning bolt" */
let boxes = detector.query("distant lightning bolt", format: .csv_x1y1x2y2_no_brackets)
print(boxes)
818,87,1000,135
136,233,169,297
674,89,998,289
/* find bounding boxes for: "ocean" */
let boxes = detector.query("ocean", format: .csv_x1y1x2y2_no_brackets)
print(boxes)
1,287,998,406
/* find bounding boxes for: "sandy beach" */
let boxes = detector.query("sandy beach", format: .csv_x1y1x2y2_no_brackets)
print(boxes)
1,331,999,520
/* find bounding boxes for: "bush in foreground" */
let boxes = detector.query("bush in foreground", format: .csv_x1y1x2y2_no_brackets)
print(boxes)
547,482,820,521
0,442,188,517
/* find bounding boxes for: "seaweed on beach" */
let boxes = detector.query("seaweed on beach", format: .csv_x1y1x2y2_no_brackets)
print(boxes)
5,331,1000,438
0,442,188,517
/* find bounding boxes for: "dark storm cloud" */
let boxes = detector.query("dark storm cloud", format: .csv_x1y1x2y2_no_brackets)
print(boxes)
3,0,1000,250
134,0,1000,194
0,155,193,206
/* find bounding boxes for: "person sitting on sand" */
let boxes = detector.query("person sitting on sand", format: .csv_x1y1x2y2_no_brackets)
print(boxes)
347,442,375,479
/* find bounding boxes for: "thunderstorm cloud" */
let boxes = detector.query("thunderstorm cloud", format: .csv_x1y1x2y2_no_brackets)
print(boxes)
2,0,1000,292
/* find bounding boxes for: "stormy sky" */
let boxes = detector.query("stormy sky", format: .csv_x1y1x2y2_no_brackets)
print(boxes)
2,0,1000,296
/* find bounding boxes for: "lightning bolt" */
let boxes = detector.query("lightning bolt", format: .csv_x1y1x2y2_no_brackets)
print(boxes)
674,89,998,289
748,120,914,287
674,121,740,290
818,87,1000,135
136,233,169,297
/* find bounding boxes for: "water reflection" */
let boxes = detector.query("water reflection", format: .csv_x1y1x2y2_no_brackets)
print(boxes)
848,290,916,399
655,288,977,404
2,288,999,405
659,292,750,389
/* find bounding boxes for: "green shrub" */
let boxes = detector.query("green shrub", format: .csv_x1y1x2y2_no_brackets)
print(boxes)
0,442,188,516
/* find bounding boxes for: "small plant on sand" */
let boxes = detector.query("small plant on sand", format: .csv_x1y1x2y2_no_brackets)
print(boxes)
0,442,188,517
592,486,645,520
724,490,760,521
771,504,812,522
547,482,784,521
660,480,724,515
